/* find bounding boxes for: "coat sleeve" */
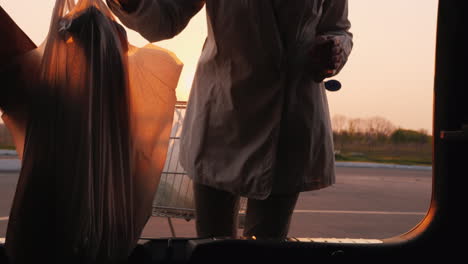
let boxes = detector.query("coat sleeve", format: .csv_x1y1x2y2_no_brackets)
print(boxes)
107,0,204,42
317,0,353,74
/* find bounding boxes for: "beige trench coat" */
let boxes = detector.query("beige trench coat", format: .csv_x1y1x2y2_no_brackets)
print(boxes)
109,0,353,199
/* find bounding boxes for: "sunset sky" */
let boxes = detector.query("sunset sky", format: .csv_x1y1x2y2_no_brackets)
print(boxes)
1,0,439,132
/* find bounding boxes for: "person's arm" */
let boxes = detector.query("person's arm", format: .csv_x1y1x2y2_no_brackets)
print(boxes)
311,0,353,81
106,0,205,42
0,6,37,112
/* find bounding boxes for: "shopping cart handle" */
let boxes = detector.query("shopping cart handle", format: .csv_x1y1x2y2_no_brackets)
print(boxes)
324,79,341,92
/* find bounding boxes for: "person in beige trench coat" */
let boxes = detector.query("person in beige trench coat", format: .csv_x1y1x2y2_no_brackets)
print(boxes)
108,0,353,239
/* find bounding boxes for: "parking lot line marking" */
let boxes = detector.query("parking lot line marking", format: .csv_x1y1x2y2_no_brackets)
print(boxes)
293,210,426,216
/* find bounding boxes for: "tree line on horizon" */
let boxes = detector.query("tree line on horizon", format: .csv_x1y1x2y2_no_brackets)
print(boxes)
331,114,432,148
0,123,14,148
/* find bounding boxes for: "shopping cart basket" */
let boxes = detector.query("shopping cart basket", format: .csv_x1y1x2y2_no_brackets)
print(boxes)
152,101,247,237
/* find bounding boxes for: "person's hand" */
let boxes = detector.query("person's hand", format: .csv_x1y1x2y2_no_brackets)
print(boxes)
310,36,345,82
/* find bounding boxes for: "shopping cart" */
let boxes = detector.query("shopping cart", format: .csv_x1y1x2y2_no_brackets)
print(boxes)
152,101,247,237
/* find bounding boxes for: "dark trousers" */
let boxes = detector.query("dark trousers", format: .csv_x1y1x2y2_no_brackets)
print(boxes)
193,183,299,240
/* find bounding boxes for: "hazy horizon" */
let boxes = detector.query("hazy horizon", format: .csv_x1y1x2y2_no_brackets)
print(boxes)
0,1,438,133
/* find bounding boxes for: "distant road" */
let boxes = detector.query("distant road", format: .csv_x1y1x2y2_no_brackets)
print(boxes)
0,158,432,173
1,166,432,240
0,158,20,172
